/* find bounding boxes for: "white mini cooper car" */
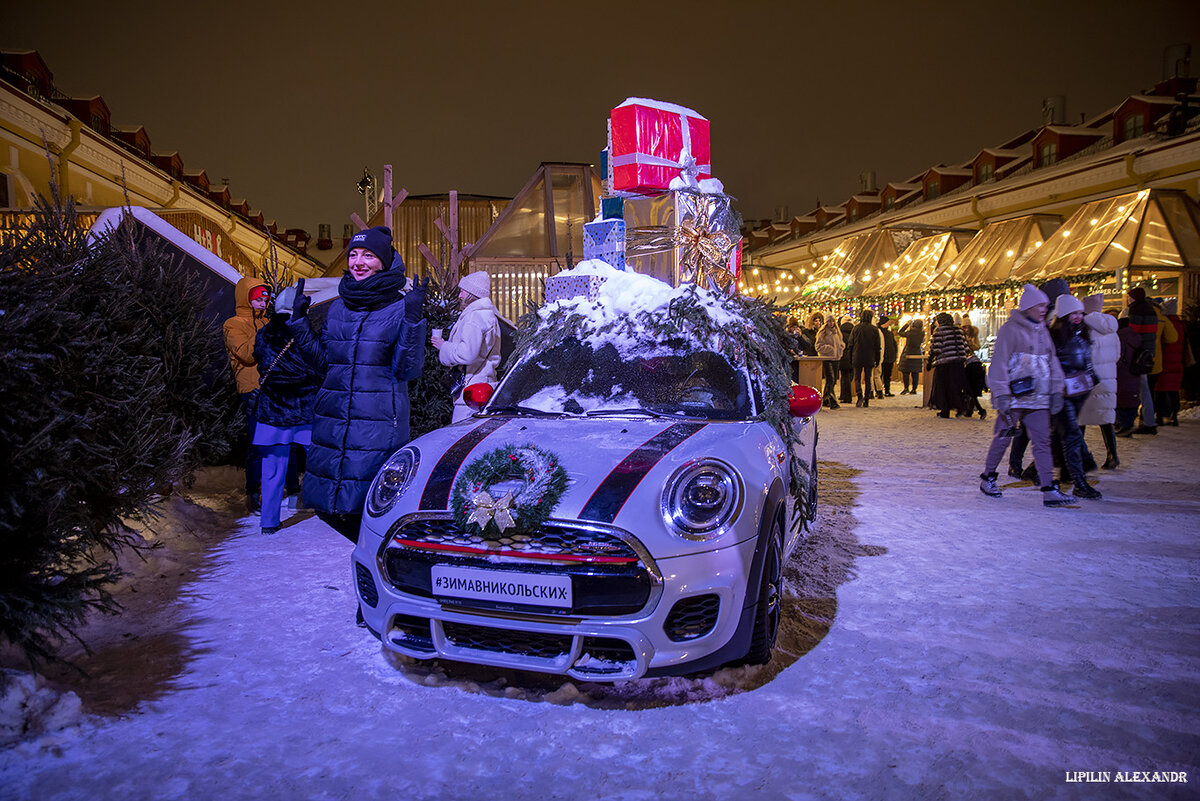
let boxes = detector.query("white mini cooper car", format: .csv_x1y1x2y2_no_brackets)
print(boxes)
351,266,820,680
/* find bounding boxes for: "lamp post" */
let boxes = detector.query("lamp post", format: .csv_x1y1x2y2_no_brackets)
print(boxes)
356,167,377,223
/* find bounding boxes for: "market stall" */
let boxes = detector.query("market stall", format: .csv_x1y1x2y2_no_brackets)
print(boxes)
1011,188,1200,309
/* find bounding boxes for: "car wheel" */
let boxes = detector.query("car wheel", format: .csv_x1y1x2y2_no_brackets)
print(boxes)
743,514,783,665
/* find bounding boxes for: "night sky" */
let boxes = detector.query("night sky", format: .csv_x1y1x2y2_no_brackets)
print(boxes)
5,1,1198,237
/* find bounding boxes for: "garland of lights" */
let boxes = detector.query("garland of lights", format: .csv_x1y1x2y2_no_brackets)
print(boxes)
780,271,1116,321
451,444,569,540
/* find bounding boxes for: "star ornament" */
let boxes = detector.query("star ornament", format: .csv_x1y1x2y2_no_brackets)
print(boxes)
466,490,516,532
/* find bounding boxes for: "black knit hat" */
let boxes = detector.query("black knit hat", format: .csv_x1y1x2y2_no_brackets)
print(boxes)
348,226,395,268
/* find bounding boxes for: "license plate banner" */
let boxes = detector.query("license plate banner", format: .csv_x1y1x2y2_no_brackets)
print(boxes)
431,565,572,607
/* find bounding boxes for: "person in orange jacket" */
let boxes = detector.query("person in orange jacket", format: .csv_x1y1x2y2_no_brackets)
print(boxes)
224,276,269,512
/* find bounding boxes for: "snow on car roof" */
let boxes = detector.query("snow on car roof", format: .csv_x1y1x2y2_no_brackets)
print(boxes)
536,260,745,356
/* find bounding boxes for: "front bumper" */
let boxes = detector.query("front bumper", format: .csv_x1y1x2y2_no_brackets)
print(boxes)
354,524,759,680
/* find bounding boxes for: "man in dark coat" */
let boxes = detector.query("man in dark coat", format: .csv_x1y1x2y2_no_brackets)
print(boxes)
1125,286,1159,434
879,315,898,397
849,309,880,407
289,226,427,542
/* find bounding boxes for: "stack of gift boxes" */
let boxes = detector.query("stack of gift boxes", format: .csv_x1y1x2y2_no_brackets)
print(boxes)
548,98,743,304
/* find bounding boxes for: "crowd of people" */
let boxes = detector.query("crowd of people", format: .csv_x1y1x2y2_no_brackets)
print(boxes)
979,280,1187,507
789,279,1191,509
222,226,501,542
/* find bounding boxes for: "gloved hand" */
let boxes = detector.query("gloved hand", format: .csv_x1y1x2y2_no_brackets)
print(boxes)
992,394,1012,414
404,275,430,323
1050,393,1064,415
290,290,311,321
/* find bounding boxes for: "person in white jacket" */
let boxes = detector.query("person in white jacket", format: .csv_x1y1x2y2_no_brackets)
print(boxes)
1076,293,1120,469
432,271,501,422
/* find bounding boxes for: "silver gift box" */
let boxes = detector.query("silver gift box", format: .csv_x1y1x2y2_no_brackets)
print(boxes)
622,190,739,290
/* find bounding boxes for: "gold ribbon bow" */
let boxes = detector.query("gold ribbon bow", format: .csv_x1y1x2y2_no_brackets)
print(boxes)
677,204,736,293
466,490,516,532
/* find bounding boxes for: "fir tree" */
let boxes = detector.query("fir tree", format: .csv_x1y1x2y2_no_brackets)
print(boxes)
407,273,460,438
0,191,238,667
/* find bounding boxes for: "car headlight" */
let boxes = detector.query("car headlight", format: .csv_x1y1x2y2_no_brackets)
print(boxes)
661,458,743,540
366,447,420,517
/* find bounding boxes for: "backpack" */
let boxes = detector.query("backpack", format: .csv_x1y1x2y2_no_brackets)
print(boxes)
1129,345,1155,376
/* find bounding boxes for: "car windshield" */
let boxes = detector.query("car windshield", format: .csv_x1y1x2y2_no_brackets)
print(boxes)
488,339,755,420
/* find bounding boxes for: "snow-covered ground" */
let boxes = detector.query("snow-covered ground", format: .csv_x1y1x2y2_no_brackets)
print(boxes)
2,397,1197,800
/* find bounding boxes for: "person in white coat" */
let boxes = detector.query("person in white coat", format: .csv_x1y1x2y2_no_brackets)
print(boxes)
1076,293,1120,469
432,270,501,422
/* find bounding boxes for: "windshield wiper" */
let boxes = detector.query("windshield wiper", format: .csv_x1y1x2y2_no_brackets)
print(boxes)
584,408,673,418
486,404,572,417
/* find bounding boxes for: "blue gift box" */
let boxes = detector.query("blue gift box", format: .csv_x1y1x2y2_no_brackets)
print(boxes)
600,196,624,220
582,217,626,270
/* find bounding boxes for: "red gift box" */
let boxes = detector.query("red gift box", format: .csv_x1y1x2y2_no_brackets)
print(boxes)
610,98,711,195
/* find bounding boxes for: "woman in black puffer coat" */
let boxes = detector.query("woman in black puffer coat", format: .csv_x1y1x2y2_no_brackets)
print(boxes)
838,313,855,403
897,317,924,395
252,284,325,534
1049,294,1101,499
928,312,970,418
288,226,427,541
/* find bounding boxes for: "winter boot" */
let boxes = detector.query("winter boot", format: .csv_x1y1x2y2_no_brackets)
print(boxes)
979,472,1002,497
1008,465,1025,480
1100,426,1118,470
1042,483,1075,508
1073,481,1102,500
1021,464,1040,485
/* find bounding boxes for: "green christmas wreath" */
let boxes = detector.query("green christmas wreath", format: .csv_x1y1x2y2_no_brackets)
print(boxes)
451,444,569,539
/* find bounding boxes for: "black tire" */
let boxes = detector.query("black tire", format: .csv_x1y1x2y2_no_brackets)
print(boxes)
743,515,783,665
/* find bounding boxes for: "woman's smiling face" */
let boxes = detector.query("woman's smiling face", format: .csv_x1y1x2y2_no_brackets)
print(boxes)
348,248,385,281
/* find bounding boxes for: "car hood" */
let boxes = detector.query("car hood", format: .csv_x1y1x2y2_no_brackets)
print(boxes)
367,414,792,558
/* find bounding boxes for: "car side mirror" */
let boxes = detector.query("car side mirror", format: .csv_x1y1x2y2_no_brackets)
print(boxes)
787,384,822,418
463,383,494,409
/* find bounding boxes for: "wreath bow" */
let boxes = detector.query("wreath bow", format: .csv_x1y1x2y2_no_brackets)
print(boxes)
466,490,516,532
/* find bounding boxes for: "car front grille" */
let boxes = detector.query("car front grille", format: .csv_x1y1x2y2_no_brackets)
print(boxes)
384,613,639,677
388,516,640,561
443,620,573,659
381,514,655,616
